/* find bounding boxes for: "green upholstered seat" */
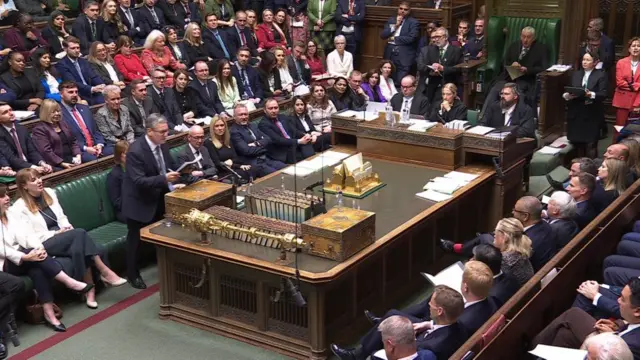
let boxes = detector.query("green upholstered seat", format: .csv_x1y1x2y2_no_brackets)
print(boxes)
467,110,479,126
480,16,561,88
529,144,573,177
87,221,128,252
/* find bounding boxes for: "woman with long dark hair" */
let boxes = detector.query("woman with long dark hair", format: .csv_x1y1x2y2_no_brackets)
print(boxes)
293,95,331,152
32,47,63,102
41,10,71,57
214,59,241,111
256,50,283,98
169,69,198,124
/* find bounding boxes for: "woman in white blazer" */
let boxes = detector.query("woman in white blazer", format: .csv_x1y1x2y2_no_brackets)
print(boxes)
326,35,354,78
0,183,93,332
11,169,126,312
379,60,398,101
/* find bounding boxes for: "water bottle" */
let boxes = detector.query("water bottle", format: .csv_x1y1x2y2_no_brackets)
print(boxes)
247,176,254,195
401,106,410,124
476,71,484,93
385,102,394,126
336,189,344,212
281,174,286,190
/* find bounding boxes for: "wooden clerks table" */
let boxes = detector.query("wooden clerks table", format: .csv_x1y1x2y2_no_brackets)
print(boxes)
141,119,535,359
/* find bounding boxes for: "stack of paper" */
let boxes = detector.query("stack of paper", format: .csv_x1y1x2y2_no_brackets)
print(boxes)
282,151,352,177
416,189,453,202
418,171,478,202
444,171,479,183
444,120,469,130
538,146,563,155
407,120,438,132
423,179,463,195
547,65,572,72
319,150,351,163
14,111,35,121
485,131,511,139
282,164,316,177
466,126,495,135
338,110,379,121
549,136,569,148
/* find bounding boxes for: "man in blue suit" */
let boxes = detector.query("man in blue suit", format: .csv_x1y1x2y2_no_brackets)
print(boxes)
335,0,365,61
138,0,166,32
572,279,625,319
56,37,106,105
202,14,236,62
59,81,113,162
373,316,436,360
380,2,420,84
229,103,286,178
232,47,264,107
118,0,149,46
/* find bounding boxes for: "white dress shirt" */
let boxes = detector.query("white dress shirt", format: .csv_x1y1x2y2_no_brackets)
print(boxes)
619,323,640,337
389,20,404,45
503,103,516,126
380,76,397,100
401,96,414,114
188,143,203,168
102,61,121,83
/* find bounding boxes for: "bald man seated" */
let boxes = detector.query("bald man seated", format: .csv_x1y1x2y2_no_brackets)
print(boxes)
390,75,430,119
176,125,218,181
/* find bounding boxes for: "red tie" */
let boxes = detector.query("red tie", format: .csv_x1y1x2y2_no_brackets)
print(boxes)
240,31,247,46
275,120,290,139
72,108,94,147
9,127,25,161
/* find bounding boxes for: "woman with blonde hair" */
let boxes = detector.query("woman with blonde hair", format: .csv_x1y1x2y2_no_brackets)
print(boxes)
428,83,468,123
493,217,534,286
140,30,186,87
101,0,127,43
88,42,126,89
272,46,296,93
11,169,127,311
598,159,629,205
203,115,253,182
31,99,81,170
182,22,212,69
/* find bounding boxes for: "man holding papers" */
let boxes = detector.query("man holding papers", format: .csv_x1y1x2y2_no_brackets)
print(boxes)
479,82,536,138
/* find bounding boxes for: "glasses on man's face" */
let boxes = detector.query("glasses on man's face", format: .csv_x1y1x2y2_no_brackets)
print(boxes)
154,76,166,80
512,209,529,216
431,35,443,40
399,7,409,11
153,129,169,134
191,135,205,140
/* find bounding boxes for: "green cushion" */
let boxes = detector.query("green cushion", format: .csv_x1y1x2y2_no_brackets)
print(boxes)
20,276,33,293
87,221,128,252
530,153,562,177
467,110,479,126
54,177,106,231
90,171,117,224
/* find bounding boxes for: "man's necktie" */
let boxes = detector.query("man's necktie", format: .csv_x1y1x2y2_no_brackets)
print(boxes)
294,59,305,85
9,128,25,161
194,150,202,168
125,9,134,26
149,7,159,25
204,83,211,99
154,146,166,175
73,61,87,85
439,47,445,61
241,68,254,98
403,99,409,113
519,47,528,61
247,127,257,141
240,30,247,46
137,102,146,120
214,31,230,59
90,21,97,39
275,120,290,139
71,108,94,147
183,3,190,17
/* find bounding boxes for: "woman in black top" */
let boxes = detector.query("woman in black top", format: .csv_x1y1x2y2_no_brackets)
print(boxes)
0,51,44,111
41,10,71,57
598,158,629,206
165,26,190,67
327,76,351,111
274,9,292,49
256,50,284,98
169,69,198,125
106,140,128,223
203,117,254,183
291,96,331,152
182,22,213,70
428,83,467,123
101,0,127,44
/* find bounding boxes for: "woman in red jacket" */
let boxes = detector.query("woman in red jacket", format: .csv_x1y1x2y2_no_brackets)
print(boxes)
613,36,640,134
256,9,289,54
114,36,150,83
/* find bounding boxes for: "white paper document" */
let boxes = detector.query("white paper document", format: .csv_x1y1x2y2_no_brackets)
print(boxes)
416,189,453,202
282,164,316,177
173,155,203,172
423,261,465,295
529,344,587,360
423,181,462,195
615,125,624,132
366,102,388,112
466,125,495,135
14,111,35,121
549,136,569,148
538,146,563,155
547,65,572,72
338,110,379,121
445,120,469,130
407,120,437,132
444,171,479,183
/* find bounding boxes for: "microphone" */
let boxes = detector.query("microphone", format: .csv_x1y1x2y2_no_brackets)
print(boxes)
492,156,504,179
285,277,306,307
304,180,324,192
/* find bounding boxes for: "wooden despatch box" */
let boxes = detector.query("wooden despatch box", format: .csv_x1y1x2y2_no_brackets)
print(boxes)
165,180,234,220
302,207,375,261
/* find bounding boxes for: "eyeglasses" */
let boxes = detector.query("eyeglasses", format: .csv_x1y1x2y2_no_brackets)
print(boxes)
154,76,166,80
512,208,529,216
401,84,415,89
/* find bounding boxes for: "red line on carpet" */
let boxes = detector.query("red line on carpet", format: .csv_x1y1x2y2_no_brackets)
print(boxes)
11,284,160,360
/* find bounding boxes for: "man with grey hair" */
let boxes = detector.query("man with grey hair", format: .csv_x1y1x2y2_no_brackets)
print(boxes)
583,333,633,360
374,316,436,360
176,125,218,181
544,191,579,249
122,113,184,289
94,85,135,145
479,81,536,138
416,26,462,104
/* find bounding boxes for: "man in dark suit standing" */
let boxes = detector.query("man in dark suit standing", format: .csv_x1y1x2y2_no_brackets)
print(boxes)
374,316,436,360
587,18,615,72
122,114,184,289
287,43,312,86
59,81,113,162
417,27,463,104
118,0,149,46
258,99,314,164
335,0,365,61
147,68,185,131
230,103,286,177
138,0,166,32
0,104,51,174
380,2,420,84
122,80,153,138
331,285,466,360
232,47,264,107
480,82,536,138
56,37,106,105
176,125,218,181
545,191,580,250
188,61,230,120
229,11,259,58
72,1,113,54
390,75,430,118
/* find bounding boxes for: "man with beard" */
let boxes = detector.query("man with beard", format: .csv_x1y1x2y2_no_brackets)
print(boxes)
479,82,536,138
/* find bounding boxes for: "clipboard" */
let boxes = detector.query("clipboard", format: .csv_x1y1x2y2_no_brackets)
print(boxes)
564,87,586,96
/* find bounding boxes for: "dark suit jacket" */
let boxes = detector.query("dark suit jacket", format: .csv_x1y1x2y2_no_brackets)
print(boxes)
390,93,430,118
89,62,125,86
526,220,557,272
232,63,264,100
334,0,365,41
176,144,218,178
416,322,467,360
122,96,153,137
480,100,536,138
458,299,495,335
157,0,187,28
71,14,109,54
3,28,48,59
181,42,208,68
575,199,598,229
287,55,311,85
0,69,45,110
41,26,69,56
229,26,259,57
416,44,463,100
122,136,177,223
147,87,184,128
187,80,227,117
30,120,80,166
499,40,548,85
106,164,127,223
428,99,467,123
55,57,105,101
549,218,579,250
229,122,272,165
466,35,484,60
489,273,520,308
60,103,107,151
167,41,190,65
118,6,149,45
257,67,283,98
381,16,420,68
138,6,166,32
202,28,236,61
257,116,302,163
566,69,608,144
0,123,43,170
621,326,640,360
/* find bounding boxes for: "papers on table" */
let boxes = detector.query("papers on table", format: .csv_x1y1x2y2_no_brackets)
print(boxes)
538,146,563,155
416,189,453,202
466,125,495,135
444,120,469,130
485,131,511,140
547,64,572,72
529,344,587,360
417,172,478,202
338,110,379,121
444,171,479,183
14,111,35,121
407,120,438,132
549,136,569,148
366,102,388,113
282,150,351,177
422,261,465,295
505,65,525,80
174,124,191,132
320,150,351,162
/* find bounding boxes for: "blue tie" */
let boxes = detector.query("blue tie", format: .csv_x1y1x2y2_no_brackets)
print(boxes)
241,68,254,98
214,31,230,59
73,60,87,85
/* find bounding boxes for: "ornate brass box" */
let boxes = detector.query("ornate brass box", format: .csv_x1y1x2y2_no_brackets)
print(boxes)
302,207,375,261
165,180,234,220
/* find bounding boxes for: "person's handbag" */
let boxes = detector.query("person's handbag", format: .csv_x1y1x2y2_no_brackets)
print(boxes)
24,290,63,324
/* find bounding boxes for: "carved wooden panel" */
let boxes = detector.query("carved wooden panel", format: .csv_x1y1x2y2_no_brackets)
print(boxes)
218,274,258,325
174,262,211,312
267,287,309,341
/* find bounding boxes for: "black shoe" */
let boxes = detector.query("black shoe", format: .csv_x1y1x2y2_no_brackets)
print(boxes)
546,174,565,191
0,341,6,360
5,325,18,347
330,344,356,360
439,239,455,252
44,318,66,333
129,277,147,289
364,310,380,326
73,283,94,295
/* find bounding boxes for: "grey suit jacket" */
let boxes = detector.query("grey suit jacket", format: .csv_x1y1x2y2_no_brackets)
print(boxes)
122,96,153,137
176,144,218,179
94,105,136,144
